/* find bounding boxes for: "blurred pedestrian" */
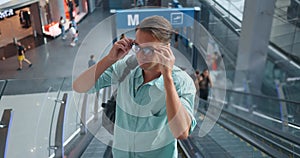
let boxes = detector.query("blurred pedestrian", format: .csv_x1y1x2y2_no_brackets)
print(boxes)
59,16,66,39
69,23,78,46
16,42,32,71
88,54,96,68
195,69,213,110
71,18,77,30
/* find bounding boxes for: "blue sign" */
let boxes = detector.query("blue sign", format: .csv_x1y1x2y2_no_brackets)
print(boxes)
115,8,195,29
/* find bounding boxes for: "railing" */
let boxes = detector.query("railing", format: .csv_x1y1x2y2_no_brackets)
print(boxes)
0,2,300,157
48,78,66,156
0,80,7,100
270,0,300,61
0,109,13,158
219,87,300,132
192,87,300,157
53,93,68,157
0,78,78,157
205,0,243,27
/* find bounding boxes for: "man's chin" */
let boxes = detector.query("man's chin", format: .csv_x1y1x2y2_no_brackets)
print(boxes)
139,62,157,70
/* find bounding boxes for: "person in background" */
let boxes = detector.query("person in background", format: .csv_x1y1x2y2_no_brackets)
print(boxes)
59,16,66,39
71,30,79,47
16,42,32,71
88,54,96,68
71,18,77,30
195,69,213,110
69,24,78,46
73,16,197,157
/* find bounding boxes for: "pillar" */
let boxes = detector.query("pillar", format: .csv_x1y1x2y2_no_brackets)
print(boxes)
30,2,43,36
234,0,276,94
48,0,66,22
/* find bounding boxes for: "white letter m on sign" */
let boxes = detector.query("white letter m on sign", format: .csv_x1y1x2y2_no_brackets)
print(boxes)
128,14,139,26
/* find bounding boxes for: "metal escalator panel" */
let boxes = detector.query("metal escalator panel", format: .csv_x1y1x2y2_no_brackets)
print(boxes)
190,116,270,158
214,88,300,157
271,0,300,60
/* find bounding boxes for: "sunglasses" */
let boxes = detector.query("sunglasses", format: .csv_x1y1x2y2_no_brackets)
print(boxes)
131,43,155,56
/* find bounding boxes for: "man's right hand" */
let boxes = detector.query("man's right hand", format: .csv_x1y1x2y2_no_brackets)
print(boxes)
107,37,134,62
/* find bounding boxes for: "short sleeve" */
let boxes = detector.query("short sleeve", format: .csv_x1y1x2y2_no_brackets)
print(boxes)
174,68,197,134
94,56,131,91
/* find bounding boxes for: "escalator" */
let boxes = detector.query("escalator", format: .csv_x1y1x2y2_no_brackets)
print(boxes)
190,121,269,158
1,78,299,157
186,87,300,158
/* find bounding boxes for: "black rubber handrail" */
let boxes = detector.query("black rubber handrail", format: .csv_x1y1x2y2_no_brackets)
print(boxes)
221,111,300,157
214,86,300,105
202,0,300,65
220,105,300,147
216,113,289,158
0,109,13,158
201,96,300,156
0,80,7,100
208,0,242,23
48,77,66,156
210,86,300,145
54,93,68,158
199,0,241,35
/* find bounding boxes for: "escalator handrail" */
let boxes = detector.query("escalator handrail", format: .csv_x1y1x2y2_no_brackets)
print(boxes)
0,109,13,158
210,109,289,158
214,86,300,105
0,80,7,100
48,77,66,156
204,0,242,24
220,111,300,157
200,0,300,66
206,96,300,146
54,93,68,157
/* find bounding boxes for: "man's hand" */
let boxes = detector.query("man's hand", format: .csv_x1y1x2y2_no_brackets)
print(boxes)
107,37,134,62
154,44,175,76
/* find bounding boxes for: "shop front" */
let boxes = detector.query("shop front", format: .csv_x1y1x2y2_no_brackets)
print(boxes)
0,0,43,59
41,0,89,37
0,0,90,59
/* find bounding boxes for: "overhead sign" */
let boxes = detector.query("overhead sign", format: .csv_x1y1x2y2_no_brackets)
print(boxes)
0,9,14,19
115,8,195,29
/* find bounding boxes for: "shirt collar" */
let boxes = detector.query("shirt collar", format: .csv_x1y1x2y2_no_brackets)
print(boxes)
134,66,182,92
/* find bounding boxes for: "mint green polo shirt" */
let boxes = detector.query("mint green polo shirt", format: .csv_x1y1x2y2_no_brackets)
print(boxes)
95,57,197,158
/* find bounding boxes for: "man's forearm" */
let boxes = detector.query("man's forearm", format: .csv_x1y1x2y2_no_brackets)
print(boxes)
163,73,191,139
73,55,115,93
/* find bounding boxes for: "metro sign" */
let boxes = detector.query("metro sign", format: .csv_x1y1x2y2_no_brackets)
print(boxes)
128,14,139,26
116,8,195,29
0,9,14,19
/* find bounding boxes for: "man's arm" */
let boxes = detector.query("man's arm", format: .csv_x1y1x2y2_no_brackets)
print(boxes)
158,46,194,139
73,56,115,93
73,37,133,93
163,72,193,139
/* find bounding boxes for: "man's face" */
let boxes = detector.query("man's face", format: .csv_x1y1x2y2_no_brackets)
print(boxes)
134,29,161,71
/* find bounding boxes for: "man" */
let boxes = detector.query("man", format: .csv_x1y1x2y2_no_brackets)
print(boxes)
16,42,32,71
73,16,196,157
